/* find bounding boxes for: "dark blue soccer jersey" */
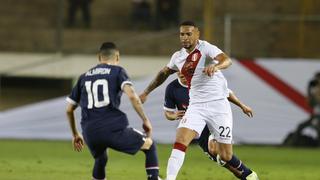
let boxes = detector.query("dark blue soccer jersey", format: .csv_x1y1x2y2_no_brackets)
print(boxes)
67,64,131,132
164,79,189,111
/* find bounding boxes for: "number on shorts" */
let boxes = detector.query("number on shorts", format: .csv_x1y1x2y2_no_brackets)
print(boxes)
219,126,231,138
85,79,110,109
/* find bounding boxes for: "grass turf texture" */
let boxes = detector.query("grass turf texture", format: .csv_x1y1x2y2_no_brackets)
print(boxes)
0,140,320,180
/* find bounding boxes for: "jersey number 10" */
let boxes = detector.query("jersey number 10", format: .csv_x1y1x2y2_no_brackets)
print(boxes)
85,79,110,109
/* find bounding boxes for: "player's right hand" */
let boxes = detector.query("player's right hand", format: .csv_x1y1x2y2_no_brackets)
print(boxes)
72,134,84,152
139,92,148,104
241,104,253,118
142,120,153,137
203,64,217,77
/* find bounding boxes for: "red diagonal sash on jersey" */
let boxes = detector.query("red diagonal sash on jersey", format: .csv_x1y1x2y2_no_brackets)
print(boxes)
238,59,312,113
181,49,202,89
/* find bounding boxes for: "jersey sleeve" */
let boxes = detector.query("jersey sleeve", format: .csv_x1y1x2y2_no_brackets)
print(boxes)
66,75,82,105
205,41,224,60
118,67,133,90
166,52,179,71
163,84,176,112
227,88,233,97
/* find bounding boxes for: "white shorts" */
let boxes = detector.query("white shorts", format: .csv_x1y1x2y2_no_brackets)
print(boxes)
178,98,233,144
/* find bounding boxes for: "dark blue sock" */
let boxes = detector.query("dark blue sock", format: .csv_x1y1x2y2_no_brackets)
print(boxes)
227,155,252,179
143,142,159,180
93,152,108,179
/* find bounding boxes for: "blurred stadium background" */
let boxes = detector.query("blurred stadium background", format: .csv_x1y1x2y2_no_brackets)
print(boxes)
1,0,320,179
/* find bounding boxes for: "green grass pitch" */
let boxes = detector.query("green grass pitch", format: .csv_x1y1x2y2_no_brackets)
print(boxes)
0,140,320,180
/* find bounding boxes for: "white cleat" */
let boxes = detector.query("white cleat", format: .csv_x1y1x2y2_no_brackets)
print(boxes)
246,171,259,180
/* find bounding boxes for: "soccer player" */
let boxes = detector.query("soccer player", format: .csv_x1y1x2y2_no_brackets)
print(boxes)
164,72,253,178
66,42,160,180
139,21,258,180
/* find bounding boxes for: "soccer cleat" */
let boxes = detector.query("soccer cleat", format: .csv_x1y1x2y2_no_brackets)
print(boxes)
216,154,226,166
246,171,259,180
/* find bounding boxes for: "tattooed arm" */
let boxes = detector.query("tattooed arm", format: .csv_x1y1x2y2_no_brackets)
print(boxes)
139,66,176,103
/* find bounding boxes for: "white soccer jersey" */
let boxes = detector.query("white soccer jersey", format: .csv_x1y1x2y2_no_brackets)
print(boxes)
167,40,229,103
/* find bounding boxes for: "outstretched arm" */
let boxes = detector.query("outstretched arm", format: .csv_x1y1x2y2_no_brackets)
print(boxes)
228,91,253,117
66,103,84,152
140,66,176,103
123,84,153,137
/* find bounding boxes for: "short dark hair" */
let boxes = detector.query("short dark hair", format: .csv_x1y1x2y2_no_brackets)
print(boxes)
99,42,118,58
99,42,118,51
180,20,197,27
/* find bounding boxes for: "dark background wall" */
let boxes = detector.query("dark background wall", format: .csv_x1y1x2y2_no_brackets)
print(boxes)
0,0,319,58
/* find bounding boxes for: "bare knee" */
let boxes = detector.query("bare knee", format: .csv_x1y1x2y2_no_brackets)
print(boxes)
175,128,198,146
175,134,189,145
141,137,153,150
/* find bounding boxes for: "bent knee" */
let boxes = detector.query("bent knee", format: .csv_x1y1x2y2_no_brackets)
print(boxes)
141,137,153,150
175,128,197,145
175,136,190,145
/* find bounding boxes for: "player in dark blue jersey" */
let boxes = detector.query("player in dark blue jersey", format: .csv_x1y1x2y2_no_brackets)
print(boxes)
66,42,161,180
163,72,253,179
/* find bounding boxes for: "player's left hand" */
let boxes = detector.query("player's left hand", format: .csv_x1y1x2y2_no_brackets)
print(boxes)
72,134,84,152
203,64,217,77
241,104,253,117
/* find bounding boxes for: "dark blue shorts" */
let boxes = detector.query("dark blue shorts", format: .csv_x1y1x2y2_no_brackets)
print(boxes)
83,127,146,158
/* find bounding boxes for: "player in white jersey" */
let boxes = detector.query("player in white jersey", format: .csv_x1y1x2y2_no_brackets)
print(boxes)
140,21,258,180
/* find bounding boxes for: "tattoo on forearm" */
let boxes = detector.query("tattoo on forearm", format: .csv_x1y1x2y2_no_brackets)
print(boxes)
146,70,170,94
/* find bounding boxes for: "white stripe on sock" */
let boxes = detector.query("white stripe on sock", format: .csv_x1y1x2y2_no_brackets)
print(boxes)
236,160,242,169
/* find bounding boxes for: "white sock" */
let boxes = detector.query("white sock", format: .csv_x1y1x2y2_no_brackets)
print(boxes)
166,149,185,180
